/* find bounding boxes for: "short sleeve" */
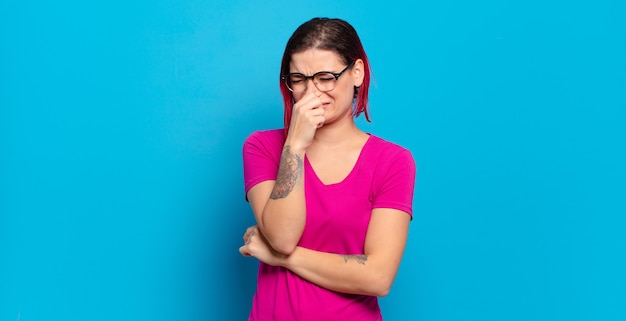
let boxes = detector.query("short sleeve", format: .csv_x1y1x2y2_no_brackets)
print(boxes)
242,129,285,196
371,148,416,218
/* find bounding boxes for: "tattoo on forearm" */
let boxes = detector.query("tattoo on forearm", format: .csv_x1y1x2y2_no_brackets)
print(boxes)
270,145,303,199
341,254,368,265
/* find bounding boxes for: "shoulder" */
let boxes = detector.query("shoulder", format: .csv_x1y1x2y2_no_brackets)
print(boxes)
244,129,285,151
364,134,416,180
366,134,414,163
245,129,284,144
243,129,285,164
365,135,416,214
242,129,284,194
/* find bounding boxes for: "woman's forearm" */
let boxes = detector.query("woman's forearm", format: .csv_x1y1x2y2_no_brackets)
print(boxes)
260,144,307,254
278,209,410,296
281,246,398,297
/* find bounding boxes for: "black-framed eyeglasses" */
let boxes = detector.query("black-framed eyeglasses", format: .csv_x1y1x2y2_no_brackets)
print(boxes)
281,61,355,93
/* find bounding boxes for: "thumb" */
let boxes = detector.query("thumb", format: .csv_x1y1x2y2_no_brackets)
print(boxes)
239,245,253,257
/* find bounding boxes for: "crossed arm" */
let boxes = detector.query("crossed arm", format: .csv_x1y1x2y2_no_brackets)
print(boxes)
239,146,411,296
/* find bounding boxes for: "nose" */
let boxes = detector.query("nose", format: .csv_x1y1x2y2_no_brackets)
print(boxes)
304,78,321,96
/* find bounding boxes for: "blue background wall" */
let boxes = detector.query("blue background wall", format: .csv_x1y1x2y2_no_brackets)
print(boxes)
1,1,625,320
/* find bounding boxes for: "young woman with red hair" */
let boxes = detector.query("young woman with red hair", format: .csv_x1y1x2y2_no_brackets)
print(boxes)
239,17,416,321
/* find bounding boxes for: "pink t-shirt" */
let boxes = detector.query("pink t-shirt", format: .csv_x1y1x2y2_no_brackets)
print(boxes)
243,129,416,321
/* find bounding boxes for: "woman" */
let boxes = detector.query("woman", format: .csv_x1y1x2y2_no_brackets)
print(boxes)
239,17,416,321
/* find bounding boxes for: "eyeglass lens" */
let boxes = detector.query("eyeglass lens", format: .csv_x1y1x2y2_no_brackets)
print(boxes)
286,72,337,93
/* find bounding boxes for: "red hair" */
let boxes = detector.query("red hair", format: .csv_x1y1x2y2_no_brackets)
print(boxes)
279,18,372,137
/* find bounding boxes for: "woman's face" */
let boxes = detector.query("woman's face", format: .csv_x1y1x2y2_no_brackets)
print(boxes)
289,49,364,126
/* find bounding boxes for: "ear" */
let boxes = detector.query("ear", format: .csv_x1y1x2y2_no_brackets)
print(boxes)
352,59,365,87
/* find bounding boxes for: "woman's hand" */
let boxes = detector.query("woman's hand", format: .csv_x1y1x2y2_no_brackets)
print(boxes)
239,225,287,267
285,92,324,153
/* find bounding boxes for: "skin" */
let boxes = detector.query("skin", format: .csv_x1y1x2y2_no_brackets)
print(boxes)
239,48,411,297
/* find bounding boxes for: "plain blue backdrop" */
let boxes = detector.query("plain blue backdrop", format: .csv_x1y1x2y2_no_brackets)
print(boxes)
1,1,625,320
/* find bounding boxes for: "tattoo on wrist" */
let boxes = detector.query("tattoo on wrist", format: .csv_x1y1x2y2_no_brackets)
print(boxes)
341,254,368,265
270,145,303,199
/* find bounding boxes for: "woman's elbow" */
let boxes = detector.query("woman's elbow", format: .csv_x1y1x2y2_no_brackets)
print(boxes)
260,218,303,255
265,235,298,255
366,274,395,297
271,241,297,255
368,282,392,297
